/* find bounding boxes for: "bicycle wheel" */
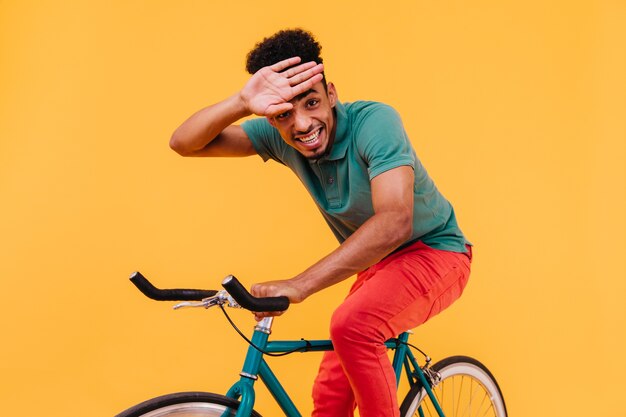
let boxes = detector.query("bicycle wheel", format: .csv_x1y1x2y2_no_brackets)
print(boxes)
400,356,507,417
115,392,263,417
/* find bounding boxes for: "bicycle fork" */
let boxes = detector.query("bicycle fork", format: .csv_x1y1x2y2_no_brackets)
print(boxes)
225,317,273,417
226,317,316,417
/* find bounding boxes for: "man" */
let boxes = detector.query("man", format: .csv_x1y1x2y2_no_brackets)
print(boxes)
170,29,472,417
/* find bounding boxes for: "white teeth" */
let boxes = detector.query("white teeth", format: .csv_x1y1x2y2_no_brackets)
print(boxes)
300,129,320,144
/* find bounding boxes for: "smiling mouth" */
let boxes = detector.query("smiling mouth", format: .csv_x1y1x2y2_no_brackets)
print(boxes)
296,127,322,145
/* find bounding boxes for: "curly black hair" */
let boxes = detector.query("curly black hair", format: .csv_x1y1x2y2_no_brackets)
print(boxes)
245,28,325,82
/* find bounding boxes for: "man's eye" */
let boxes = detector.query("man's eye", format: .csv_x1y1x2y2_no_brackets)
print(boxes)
276,111,290,120
307,99,319,107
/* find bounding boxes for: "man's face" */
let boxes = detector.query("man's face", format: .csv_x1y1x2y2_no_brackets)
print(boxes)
268,82,337,160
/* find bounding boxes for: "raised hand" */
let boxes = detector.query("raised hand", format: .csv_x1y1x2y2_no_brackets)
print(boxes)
240,57,324,117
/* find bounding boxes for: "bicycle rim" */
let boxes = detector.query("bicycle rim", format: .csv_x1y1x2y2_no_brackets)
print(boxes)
116,392,263,417
136,402,236,417
400,356,507,417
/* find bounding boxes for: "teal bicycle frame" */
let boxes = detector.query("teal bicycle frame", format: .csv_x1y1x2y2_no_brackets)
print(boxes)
223,317,445,417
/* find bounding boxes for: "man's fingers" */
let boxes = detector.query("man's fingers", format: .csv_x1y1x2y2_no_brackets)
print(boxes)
270,56,302,72
282,61,322,78
287,64,324,87
290,73,324,95
266,102,293,117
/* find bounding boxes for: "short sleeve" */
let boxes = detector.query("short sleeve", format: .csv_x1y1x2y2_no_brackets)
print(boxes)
353,104,416,179
241,118,287,164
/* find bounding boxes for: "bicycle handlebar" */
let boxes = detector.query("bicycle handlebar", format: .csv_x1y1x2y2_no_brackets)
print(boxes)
129,271,290,312
222,275,290,312
130,271,218,301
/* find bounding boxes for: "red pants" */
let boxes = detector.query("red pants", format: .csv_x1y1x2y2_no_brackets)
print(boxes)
311,241,472,417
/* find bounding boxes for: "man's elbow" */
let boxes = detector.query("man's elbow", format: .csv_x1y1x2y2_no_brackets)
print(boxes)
390,210,413,246
169,132,193,156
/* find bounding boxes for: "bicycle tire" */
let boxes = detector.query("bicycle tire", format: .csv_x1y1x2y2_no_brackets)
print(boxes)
400,356,507,417
115,391,263,417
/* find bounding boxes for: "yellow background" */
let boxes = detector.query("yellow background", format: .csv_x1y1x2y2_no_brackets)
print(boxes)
1,1,625,416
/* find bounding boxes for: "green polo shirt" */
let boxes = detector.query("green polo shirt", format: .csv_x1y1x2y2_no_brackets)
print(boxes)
241,101,469,253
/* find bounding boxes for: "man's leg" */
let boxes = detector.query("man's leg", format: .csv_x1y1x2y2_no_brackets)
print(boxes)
312,242,471,417
311,351,356,417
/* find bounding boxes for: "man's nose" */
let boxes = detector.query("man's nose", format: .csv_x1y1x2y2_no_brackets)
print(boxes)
294,112,312,133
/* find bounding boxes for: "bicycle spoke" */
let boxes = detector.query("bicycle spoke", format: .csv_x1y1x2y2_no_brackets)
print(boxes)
455,375,463,417
400,357,506,417
423,374,500,417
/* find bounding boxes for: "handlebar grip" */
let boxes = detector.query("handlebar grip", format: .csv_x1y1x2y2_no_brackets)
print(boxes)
130,271,218,301
222,275,290,312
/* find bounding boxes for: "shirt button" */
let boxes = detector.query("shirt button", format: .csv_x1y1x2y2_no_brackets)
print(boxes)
328,176,335,184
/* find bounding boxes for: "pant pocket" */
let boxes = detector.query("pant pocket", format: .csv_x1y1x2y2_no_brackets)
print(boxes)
424,265,469,321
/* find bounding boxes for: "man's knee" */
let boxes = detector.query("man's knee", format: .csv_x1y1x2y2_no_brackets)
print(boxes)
329,303,380,350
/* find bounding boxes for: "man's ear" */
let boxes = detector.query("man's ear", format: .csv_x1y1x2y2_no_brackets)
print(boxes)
327,83,338,108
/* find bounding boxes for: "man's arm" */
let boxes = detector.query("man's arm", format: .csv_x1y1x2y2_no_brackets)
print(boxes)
169,95,255,157
251,165,414,316
169,57,324,157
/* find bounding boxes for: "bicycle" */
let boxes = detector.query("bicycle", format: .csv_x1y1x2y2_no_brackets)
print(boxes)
116,271,508,417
